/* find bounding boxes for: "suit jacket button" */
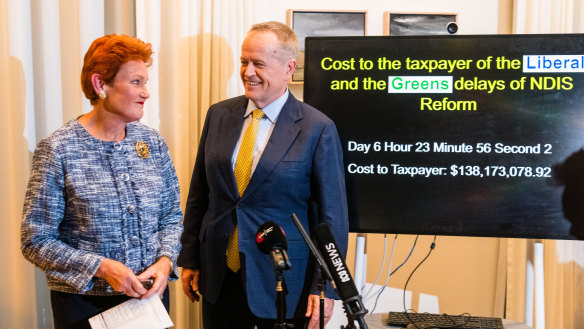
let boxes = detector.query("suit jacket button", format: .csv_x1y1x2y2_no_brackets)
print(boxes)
223,233,229,239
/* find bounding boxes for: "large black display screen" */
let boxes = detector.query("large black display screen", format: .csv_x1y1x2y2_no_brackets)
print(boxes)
303,34,584,239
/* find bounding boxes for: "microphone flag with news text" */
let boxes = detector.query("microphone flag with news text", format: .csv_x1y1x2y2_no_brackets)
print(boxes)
313,222,369,329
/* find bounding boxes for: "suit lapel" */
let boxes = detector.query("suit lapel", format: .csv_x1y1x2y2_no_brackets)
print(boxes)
243,94,302,198
218,97,248,199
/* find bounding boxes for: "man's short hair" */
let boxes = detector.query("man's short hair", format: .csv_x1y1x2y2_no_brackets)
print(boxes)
249,21,298,61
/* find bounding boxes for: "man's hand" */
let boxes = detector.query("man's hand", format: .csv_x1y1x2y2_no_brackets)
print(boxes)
181,268,200,302
305,294,334,329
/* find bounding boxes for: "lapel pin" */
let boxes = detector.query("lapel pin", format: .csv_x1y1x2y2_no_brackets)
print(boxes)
135,141,150,159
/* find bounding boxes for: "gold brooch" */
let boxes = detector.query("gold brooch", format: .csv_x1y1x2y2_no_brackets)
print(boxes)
135,141,150,159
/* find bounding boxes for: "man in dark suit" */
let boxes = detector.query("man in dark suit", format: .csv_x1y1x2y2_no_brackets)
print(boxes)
177,21,349,329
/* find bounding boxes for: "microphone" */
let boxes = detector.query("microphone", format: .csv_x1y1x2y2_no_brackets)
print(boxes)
313,223,368,329
290,214,335,287
256,221,291,271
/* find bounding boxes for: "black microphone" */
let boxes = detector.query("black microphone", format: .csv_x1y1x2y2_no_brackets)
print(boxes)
290,213,335,287
256,221,291,271
313,223,368,329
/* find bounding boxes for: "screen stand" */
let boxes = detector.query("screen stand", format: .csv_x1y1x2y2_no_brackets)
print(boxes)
354,233,367,293
525,241,545,329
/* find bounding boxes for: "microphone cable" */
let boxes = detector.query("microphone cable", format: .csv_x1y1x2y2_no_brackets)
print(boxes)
402,235,437,329
361,233,391,298
390,235,419,276
368,234,419,313
365,234,394,313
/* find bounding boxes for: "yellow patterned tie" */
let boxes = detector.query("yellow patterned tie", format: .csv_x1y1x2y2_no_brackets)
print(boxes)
226,109,264,272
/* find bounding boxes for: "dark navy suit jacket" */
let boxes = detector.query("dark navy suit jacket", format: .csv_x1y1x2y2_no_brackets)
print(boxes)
177,93,349,318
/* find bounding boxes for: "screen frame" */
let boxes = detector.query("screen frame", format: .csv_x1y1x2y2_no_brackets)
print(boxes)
303,34,584,240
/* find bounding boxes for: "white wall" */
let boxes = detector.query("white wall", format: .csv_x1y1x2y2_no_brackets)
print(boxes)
252,0,498,36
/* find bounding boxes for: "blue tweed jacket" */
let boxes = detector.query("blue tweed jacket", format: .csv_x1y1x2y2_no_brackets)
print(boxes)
21,119,183,295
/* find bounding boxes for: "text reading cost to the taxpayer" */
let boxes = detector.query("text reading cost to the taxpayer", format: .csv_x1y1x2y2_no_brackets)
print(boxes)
346,164,552,179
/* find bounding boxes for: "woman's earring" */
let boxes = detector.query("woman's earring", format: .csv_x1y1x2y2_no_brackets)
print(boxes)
98,90,107,99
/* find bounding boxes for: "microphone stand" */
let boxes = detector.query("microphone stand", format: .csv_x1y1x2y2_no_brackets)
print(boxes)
318,273,327,329
271,249,292,329
290,214,336,329
275,268,287,329
340,295,368,329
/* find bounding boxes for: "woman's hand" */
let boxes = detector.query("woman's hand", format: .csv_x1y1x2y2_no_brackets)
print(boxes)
137,256,172,299
95,258,147,298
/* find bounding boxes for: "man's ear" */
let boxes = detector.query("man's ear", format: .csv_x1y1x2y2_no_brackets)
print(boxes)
284,59,297,80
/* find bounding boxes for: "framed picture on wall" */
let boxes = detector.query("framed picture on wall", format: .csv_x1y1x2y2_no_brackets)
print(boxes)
383,12,457,36
287,9,367,83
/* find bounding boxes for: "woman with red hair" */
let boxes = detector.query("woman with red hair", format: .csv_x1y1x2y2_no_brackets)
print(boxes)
21,35,183,329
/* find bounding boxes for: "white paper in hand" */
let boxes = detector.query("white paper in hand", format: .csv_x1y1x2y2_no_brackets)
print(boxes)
89,295,173,329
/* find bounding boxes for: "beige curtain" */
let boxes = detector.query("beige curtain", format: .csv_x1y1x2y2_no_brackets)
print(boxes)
134,1,254,328
0,0,37,325
508,1,584,328
0,0,253,328
1,1,105,327
513,0,584,33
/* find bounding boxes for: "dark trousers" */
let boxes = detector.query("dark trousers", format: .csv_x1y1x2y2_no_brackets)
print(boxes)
202,269,308,329
50,288,170,329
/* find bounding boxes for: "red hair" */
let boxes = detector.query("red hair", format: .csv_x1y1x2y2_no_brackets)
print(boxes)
80,34,153,105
